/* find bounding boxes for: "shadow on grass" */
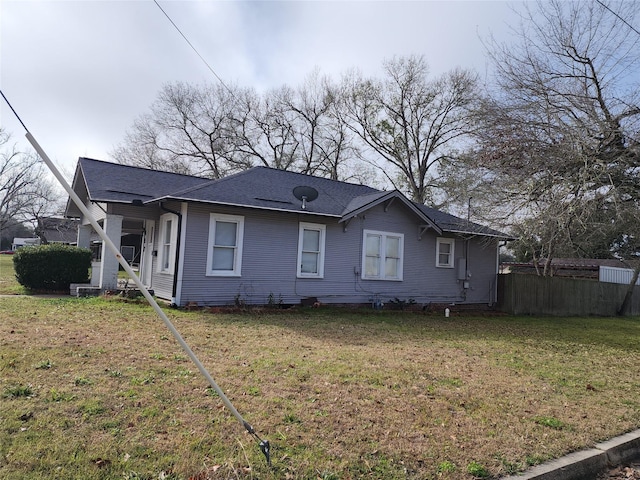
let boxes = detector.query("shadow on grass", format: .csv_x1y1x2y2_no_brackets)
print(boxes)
195,306,640,353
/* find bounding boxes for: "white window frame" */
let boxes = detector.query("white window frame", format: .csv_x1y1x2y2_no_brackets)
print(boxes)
297,222,326,278
361,229,404,281
206,213,244,277
436,237,455,268
158,213,178,274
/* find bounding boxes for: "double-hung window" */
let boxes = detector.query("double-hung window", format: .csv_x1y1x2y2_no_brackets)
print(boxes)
297,222,326,278
362,230,404,281
206,214,244,276
158,213,177,273
436,237,455,268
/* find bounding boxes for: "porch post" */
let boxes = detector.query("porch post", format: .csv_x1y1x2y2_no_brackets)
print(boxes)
76,224,92,249
100,214,123,290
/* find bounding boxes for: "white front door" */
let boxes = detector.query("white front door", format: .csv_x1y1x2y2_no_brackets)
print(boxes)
140,220,155,287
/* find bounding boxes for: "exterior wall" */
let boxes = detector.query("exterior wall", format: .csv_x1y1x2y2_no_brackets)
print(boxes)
175,201,500,307
599,266,640,286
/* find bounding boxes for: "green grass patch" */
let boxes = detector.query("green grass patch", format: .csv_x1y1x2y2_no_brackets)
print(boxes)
467,461,490,478
3,384,33,398
0,255,27,294
534,416,567,430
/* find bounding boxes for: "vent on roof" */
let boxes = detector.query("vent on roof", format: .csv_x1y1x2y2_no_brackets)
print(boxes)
293,186,318,210
254,197,293,205
105,188,153,198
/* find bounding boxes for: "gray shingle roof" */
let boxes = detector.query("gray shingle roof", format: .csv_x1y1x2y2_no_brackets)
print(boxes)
78,157,208,203
69,158,511,238
415,204,512,238
155,166,379,217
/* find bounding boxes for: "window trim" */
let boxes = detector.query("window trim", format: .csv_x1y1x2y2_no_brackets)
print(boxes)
206,213,244,277
158,213,178,274
436,237,455,268
361,229,404,281
297,222,326,278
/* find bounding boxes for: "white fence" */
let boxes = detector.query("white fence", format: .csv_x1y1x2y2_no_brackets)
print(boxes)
599,266,640,285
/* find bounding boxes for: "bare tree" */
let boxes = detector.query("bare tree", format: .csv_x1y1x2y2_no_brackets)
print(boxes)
459,0,640,276
112,73,363,182
112,82,252,178
343,55,480,203
0,129,61,235
276,70,361,180
216,70,363,181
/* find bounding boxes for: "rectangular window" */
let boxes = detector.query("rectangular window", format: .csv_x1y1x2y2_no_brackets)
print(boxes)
207,214,244,276
158,214,177,273
436,237,455,268
297,222,326,278
362,230,403,281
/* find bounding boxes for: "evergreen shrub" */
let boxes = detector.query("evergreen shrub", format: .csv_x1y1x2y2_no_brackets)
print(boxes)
13,244,91,291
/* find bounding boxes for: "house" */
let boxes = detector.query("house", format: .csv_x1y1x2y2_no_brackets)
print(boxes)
35,216,137,264
36,217,79,244
65,158,511,307
501,258,627,280
11,237,41,250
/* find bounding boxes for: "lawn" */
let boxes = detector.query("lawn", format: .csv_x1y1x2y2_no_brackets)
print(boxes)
0,255,27,295
1,260,640,479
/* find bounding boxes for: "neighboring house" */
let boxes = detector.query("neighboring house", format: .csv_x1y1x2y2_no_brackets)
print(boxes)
36,217,79,244
65,157,511,307
36,216,108,261
11,237,41,250
502,258,627,280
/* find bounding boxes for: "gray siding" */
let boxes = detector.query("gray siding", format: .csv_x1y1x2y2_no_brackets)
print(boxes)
175,201,499,307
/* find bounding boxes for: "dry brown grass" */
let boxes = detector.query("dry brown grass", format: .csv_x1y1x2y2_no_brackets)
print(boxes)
1,294,640,479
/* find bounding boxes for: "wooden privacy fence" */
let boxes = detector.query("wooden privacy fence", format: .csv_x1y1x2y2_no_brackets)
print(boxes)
498,273,640,316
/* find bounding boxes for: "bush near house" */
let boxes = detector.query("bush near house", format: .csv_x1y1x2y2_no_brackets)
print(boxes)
13,244,91,291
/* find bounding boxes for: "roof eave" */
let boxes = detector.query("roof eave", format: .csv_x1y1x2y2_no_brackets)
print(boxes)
148,196,343,218
444,227,516,240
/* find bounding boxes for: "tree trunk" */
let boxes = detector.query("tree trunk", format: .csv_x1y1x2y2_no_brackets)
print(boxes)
617,265,640,316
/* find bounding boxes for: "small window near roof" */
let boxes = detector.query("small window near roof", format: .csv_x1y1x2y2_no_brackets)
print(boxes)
436,237,455,268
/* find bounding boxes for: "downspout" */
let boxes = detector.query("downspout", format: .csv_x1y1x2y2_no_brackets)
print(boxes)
495,240,509,306
161,203,182,307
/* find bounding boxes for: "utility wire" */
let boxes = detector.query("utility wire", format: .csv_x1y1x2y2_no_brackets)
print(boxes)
153,0,236,97
0,90,28,132
595,0,640,37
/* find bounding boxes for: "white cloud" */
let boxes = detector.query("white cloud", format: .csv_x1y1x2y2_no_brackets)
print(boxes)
0,0,521,178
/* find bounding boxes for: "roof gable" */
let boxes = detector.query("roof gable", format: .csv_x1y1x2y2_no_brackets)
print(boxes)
340,190,442,234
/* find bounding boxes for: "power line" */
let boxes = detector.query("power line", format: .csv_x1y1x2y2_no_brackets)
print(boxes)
596,0,640,37
153,0,235,96
0,89,29,132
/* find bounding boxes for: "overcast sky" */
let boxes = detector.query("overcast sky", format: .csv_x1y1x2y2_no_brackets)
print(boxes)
1,0,523,180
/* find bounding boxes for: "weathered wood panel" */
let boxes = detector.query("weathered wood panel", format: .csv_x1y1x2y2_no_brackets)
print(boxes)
498,274,640,316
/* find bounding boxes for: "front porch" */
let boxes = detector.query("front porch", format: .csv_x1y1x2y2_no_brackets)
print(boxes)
74,205,157,292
